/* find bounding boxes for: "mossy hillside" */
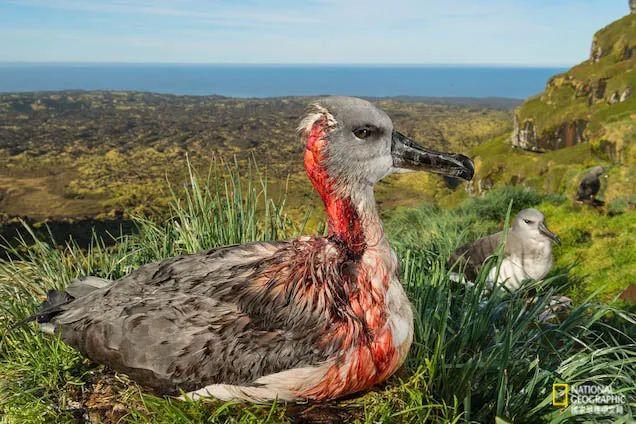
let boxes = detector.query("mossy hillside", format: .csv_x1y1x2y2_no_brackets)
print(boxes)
514,13,636,159
540,201,636,303
434,12,636,302
394,130,633,210
472,137,603,198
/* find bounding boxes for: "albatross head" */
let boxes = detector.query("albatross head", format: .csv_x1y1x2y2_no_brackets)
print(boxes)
512,208,560,245
298,96,474,196
590,165,606,177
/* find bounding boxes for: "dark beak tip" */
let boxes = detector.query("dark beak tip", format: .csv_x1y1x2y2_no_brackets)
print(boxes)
458,155,475,181
544,229,561,245
391,130,474,181
450,154,474,181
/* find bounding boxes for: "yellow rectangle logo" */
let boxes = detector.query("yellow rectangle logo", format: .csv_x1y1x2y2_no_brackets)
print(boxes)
552,383,569,407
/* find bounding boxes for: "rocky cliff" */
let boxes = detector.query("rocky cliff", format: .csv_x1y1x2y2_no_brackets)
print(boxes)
511,9,635,162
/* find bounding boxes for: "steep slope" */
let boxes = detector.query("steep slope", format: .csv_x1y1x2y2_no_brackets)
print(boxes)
406,7,636,302
511,11,635,164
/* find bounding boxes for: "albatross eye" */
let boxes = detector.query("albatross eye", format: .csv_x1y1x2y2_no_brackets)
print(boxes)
523,219,533,224
353,128,372,140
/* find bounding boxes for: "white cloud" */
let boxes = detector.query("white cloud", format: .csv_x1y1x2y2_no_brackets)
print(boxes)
0,0,630,64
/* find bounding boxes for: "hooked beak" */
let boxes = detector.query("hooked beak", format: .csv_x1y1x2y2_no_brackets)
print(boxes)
391,131,474,181
539,222,561,245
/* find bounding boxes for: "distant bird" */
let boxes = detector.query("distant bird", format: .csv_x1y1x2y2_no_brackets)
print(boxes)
576,166,606,204
21,97,474,402
449,208,560,291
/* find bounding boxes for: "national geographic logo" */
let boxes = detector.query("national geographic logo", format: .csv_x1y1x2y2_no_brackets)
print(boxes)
552,383,627,416
552,383,569,407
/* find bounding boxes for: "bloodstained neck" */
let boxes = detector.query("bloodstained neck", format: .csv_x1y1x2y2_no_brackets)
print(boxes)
304,119,368,258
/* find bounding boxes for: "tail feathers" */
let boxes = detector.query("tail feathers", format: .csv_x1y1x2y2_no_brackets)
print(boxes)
11,276,112,331
36,290,72,323
10,289,72,330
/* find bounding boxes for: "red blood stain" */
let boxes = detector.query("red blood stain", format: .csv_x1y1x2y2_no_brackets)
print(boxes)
300,117,399,400
304,118,366,257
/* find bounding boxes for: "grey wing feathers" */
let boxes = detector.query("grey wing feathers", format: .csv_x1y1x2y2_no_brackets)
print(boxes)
49,240,335,395
449,233,502,281
59,293,272,393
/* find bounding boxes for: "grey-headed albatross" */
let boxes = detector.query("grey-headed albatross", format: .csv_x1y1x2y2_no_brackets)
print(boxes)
25,97,474,402
449,208,560,291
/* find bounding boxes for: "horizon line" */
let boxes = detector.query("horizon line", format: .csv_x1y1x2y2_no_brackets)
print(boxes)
0,88,529,100
0,61,573,68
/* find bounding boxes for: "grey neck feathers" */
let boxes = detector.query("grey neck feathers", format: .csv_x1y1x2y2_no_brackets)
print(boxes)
350,185,386,249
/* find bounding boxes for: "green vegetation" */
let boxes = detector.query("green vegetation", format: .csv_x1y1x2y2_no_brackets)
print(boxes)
513,13,635,160
0,87,632,323
1,169,634,423
387,185,635,304
400,122,634,304
341,12,636,295
540,202,635,303
0,92,513,220
0,20,634,417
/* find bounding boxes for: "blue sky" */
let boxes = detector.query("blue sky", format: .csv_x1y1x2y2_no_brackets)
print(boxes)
0,0,630,65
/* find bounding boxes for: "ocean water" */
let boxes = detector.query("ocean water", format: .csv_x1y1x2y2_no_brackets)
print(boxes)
0,64,565,99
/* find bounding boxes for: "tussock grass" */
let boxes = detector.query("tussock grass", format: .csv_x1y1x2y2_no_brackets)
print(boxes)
1,166,634,423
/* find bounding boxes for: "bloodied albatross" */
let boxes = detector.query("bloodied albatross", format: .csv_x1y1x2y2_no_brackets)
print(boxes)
23,97,473,402
449,208,560,291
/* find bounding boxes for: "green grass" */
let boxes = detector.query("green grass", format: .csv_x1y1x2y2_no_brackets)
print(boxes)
386,185,635,304
539,201,636,303
1,167,634,423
